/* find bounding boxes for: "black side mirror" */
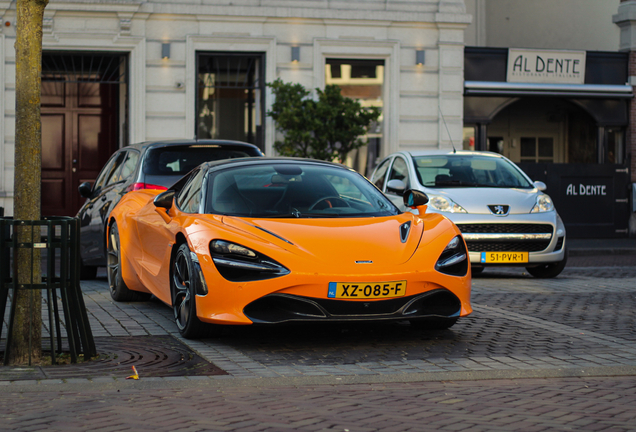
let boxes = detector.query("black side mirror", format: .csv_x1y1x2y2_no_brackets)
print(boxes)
403,189,429,208
154,190,175,210
78,182,93,198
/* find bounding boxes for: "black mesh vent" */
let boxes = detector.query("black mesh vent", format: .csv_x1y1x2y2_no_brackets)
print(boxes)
243,290,461,324
466,241,551,252
457,224,553,234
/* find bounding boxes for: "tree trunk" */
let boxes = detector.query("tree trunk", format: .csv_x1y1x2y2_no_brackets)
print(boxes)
9,0,49,365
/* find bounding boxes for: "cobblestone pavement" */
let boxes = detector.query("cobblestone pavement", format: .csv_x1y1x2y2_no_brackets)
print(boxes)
1,376,635,431
1,257,635,431
63,263,636,379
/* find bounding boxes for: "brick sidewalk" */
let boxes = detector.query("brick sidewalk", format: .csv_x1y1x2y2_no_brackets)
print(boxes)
68,266,636,381
1,375,634,431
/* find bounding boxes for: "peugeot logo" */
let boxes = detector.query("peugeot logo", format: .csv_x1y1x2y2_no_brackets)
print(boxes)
488,204,510,216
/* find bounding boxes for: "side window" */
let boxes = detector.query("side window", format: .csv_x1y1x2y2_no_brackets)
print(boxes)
119,151,140,181
105,153,127,186
371,158,391,190
388,157,409,189
177,170,205,214
93,152,124,192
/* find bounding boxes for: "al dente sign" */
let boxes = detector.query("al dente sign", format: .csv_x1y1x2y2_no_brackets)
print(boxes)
507,49,586,84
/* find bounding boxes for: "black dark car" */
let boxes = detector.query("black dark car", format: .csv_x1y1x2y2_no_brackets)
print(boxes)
76,139,263,279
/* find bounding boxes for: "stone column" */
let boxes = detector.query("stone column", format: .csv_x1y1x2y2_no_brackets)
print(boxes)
614,1,636,183
613,1,636,235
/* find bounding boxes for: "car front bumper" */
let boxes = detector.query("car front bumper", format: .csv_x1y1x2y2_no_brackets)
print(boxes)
435,210,567,266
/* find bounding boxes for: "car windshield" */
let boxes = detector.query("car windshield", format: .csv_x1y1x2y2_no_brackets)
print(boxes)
412,155,533,189
206,163,399,218
144,144,261,176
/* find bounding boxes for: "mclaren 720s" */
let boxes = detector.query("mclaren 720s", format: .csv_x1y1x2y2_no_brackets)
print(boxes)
106,157,472,338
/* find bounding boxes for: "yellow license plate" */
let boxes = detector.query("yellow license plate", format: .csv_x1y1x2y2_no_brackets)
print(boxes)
327,281,407,299
480,252,529,263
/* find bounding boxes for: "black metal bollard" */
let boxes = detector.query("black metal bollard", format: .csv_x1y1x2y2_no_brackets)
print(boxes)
0,216,96,365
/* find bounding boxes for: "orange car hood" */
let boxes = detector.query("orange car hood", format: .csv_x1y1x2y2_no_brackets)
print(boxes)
220,214,424,267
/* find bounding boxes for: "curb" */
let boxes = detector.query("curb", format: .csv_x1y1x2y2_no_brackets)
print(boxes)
569,248,636,257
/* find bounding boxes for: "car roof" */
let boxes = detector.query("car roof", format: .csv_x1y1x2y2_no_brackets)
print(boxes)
398,149,505,158
199,156,355,172
124,139,263,153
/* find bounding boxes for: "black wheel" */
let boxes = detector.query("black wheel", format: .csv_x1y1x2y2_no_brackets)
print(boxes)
172,243,215,339
107,221,150,302
79,259,98,280
526,248,568,278
410,317,458,330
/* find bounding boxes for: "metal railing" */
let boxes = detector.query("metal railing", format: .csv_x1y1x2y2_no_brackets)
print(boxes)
0,216,96,365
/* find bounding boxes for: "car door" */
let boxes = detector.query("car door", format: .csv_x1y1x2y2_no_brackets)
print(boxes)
370,157,391,191
136,169,205,297
384,156,411,210
93,150,140,262
79,151,128,265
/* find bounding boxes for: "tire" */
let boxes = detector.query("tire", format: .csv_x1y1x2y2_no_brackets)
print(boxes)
526,248,568,279
410,317,458,330
79,259,98,280
107,221,150,302
172,243,216,339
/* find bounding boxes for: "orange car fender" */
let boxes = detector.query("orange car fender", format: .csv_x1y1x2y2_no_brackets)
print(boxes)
183,223,257,325
107,215,150,294
109,191,160,295
410,213,472,316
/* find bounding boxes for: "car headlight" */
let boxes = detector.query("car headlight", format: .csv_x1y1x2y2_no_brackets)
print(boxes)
530,194,554,213
211,240,257,258
428,195,467,213
210,240,289,282
435,235,468,277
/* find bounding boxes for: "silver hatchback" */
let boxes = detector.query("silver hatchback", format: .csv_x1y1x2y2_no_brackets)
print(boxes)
370,150,567,278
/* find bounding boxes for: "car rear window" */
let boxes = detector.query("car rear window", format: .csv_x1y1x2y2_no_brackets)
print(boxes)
143,145,261,176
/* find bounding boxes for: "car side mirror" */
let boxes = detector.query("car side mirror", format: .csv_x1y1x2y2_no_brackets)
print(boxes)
386,179,406,195
403,189,429,216
533,181,547,191
154,190,175,210
78,182,93,198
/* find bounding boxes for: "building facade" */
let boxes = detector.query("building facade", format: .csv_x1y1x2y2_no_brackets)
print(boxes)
463,0,634,238
0,0,470,217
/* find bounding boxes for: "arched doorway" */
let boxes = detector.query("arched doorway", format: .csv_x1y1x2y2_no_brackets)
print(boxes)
484,98,598,164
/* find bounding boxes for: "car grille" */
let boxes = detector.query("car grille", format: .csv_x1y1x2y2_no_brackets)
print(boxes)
456,224,553,234
464,241,551,252
456,223,553,253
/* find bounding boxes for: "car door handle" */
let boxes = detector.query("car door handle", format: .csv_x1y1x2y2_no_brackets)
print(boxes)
101,196,107,201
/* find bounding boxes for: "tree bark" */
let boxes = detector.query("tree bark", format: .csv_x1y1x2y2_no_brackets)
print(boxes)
9,0,49,365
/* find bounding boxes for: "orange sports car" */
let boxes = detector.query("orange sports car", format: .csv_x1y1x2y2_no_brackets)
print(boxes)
107,158,472,338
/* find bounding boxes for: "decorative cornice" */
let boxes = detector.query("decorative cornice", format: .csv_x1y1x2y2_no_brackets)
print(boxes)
46,0,142,14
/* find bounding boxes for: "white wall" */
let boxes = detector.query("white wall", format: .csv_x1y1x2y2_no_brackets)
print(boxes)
465,0,621,51
0,0,471,214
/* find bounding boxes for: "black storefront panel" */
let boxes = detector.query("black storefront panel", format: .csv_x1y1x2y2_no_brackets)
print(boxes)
518,163,630,238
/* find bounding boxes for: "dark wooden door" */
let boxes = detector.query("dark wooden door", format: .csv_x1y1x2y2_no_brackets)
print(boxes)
41,80,118,216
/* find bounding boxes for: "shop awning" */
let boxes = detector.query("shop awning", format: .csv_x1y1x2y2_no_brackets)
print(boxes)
464,81,633,99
